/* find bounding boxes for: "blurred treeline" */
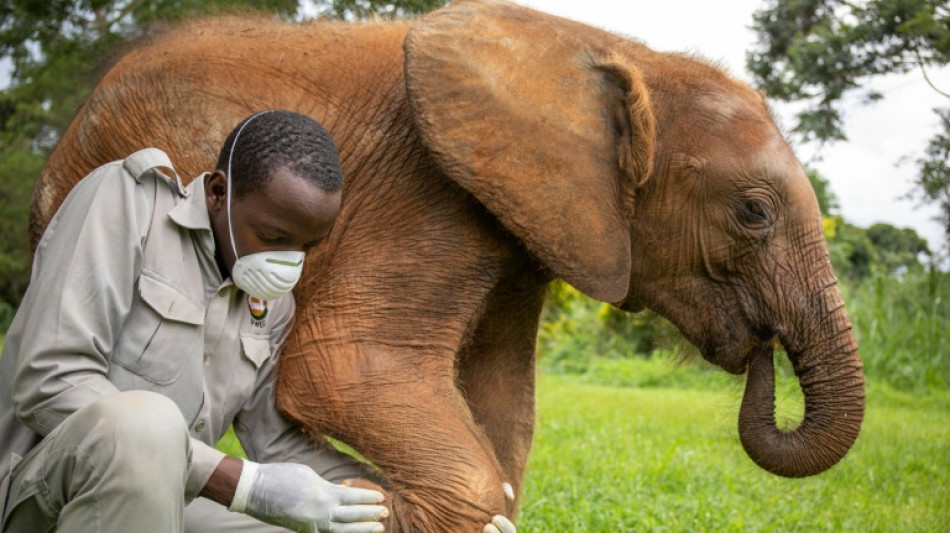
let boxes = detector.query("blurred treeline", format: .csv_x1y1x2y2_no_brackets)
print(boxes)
540,169,949,393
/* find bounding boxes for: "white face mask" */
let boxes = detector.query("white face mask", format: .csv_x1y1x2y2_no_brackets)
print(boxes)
225,111,305,301
229,250,305,302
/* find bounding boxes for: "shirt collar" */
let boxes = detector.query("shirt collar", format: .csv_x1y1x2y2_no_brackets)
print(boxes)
168,172,223,271
169,172,213,232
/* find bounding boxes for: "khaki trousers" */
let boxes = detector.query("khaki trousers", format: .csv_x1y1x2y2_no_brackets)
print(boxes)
0,391,288,532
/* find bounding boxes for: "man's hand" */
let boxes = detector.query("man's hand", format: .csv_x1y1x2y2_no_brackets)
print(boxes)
230,461,388,533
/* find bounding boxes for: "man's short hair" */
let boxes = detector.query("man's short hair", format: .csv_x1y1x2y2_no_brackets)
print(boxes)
216,110,343,198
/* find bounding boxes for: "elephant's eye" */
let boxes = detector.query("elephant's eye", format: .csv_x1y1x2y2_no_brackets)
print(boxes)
739,199,772,227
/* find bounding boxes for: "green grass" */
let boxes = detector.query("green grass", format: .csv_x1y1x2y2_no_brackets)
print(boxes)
214,425,248,459
519,371,949,532
522,270,950,530
217,355,948,531
842,268,950,390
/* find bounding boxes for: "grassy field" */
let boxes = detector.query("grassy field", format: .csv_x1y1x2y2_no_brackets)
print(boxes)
5,327,948,531
519,369,949,532
217,355,948,531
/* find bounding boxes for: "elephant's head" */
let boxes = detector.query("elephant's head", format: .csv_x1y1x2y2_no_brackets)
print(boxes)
405,0,864,477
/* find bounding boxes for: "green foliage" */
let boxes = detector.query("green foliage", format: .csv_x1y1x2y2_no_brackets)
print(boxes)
538,281,693,375
0,129,37,309
539,254,950,393
827,218,880,279
842,265,950,391
318,0,447,20
912,107,950,244
214,425,249,458
866,221,932,271
805,165,840,216
748,0,949,142
748,0,950,245
558,352,737,391
827,218,932,278
805,167,929,278
520,374,950,532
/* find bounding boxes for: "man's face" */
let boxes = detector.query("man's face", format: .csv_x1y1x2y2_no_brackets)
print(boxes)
205,166,342,276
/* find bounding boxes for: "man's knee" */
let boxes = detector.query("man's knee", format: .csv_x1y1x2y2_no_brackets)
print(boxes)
69,391,190,472
1,392,192,530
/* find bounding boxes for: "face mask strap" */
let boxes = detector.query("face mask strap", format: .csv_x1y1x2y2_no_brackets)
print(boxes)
226,110,276,261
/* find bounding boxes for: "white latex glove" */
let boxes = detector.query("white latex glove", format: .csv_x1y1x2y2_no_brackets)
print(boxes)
230,461,388,533
484,515,516,533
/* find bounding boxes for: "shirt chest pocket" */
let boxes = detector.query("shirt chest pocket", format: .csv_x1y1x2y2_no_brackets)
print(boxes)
111,272,205,384
224,333,273,416
241,334,272,369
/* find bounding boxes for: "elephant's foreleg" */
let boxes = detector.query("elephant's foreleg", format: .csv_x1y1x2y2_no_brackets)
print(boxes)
457,270,548,507
278,338,509,532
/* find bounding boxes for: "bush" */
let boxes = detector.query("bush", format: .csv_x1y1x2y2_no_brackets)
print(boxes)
0,301,13,334
538,281,695,376
842,264,950,391
538,265,950,393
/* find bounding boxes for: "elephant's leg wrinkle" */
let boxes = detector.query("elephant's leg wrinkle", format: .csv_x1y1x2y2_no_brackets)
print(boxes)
278,344,508,533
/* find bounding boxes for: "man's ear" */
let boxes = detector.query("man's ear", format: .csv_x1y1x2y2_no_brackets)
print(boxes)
205,170,228,212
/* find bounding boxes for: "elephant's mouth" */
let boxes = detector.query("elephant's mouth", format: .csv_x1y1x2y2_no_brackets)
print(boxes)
704,334,776,375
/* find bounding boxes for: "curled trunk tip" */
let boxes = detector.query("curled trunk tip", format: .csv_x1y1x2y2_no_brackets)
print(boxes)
738,347,865,478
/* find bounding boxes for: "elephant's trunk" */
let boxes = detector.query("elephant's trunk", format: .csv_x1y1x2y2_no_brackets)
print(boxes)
738,285,865,477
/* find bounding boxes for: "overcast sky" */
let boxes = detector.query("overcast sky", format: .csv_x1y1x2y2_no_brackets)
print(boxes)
519,0,950,254
3,0,948,252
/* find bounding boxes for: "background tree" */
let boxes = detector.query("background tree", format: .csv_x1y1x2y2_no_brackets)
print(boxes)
808,165,931,278
747,0,950,244
915,107,950,243
0,0,447,326
317,0,446,19
826,219,932,278
866,221,932,272
806,164,840,216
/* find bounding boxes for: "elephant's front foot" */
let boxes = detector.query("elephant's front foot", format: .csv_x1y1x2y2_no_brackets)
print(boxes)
386,479,509,532
342,472,510,532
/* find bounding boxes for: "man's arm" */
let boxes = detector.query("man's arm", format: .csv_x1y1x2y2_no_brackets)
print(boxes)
214,296,388,531
202,455,244,506
231,296,374,482
8,162,151,434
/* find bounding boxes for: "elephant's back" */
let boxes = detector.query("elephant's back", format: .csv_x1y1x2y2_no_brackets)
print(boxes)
33,16,413,247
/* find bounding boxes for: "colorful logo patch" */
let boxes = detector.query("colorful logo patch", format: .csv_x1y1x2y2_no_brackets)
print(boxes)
248,296,268,327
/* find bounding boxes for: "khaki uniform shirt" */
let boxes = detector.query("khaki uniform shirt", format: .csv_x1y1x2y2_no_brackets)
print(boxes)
0,149,327,499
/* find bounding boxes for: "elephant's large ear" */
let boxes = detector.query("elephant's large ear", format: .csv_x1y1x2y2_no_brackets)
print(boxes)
405,0,655,302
